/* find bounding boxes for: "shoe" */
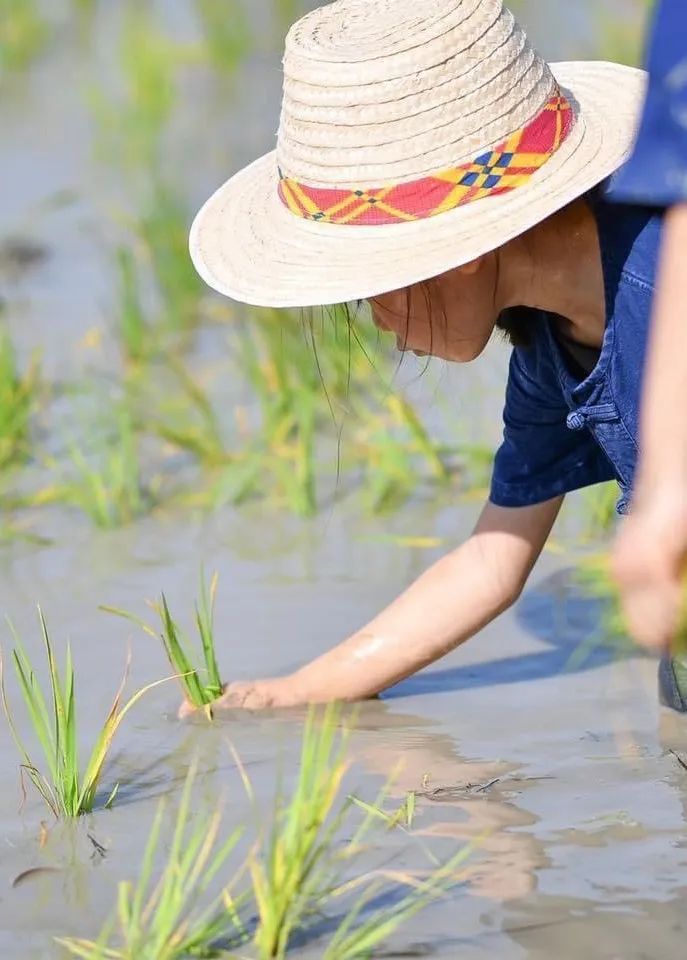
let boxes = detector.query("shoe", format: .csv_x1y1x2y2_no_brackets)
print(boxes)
658,655,687,713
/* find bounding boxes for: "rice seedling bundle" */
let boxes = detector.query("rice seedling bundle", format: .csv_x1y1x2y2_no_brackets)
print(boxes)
0,609,165,817
102,569,224,716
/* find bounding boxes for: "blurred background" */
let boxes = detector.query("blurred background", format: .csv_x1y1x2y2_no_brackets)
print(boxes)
0,0,653,541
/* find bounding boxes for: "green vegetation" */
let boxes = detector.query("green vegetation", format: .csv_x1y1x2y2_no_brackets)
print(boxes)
246,706,465,960
0,3,653,532
56,402,152,529
0,0,47,74
167,307,453,517
195,0,253,75
596,0,654,65
0,609,163,817
0,0,460,532
102,570,224,717
584,481,621,535
59,705,469,958
89,6,182,171
59,764,245,960
0,326,40,470
115,247,150,365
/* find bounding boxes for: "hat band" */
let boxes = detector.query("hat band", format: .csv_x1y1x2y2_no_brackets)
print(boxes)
278,89,573,226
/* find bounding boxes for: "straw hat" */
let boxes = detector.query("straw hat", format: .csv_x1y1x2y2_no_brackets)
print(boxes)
190,0,645,308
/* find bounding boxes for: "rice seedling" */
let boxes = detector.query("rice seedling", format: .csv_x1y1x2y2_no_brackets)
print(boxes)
102,569,224,717
242,704,469,959
224,305,453,516
72,0,98,15
136,182,205,336
216,312,324,516
0,608,165,818
58,763,248,960
115,246,152,365
149,357,230,467
583,481,621,535
110,296,457,520
58,402,152,529
88,6,182,171
0,323,40,470
566,551,639,674
0,0,47,74
195,0,253,76
272,0,305,30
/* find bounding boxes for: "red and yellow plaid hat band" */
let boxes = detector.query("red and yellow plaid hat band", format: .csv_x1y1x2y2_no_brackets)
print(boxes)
278,90,573,227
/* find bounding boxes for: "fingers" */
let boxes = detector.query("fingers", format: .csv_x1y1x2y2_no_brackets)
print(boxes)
177,697,198,720
612,519,684,651
218,681,274,710
177,680,276,719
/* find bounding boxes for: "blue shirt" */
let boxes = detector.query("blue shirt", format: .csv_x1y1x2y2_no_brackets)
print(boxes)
489,185,663,515
611,0,687,206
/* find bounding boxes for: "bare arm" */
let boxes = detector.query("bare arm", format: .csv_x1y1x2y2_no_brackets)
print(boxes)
204,496,563,710
613,204,687,648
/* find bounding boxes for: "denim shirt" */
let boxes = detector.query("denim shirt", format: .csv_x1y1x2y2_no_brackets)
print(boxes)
611,0,687,206
490,185,663,516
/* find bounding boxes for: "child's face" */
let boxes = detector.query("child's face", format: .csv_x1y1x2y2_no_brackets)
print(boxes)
369,256,498,362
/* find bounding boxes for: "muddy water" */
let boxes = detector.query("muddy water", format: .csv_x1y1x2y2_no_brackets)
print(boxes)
3,1,685,958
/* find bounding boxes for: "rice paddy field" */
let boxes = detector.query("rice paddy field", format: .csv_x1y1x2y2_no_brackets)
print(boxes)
3,0,686,958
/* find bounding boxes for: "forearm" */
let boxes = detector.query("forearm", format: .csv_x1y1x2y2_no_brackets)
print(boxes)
287,539,516,703
276,497,562,704
199,499,561,712
635,204,687,498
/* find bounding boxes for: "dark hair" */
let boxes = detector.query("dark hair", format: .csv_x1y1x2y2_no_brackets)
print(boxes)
495,305,534,348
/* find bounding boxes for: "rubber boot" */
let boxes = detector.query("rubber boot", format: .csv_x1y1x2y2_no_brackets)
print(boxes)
659,655,687,713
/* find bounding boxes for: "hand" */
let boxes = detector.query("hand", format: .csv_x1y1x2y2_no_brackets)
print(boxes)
178,678,289,719
612,488,687,650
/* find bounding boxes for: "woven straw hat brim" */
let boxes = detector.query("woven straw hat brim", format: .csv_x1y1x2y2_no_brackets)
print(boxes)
190,62,645,309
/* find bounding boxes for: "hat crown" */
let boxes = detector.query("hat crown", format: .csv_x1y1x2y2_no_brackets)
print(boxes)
277,0,555,188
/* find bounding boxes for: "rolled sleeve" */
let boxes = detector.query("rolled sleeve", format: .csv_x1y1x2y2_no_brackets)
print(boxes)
490,346,615,508
611,0,687,206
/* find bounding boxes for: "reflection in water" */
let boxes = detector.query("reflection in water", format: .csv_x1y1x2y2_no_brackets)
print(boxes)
351,702,548,906
387,568,634,700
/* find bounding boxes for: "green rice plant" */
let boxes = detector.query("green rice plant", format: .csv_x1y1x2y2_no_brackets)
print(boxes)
0,324,40,470
111,185,204,363
584,481,621,536
102,570,224,717
0,0,47,73
350,790,418,831
58,763,248,959
272,0,304,30
568,551,637,673
89,6,182,171
115,246,152,365
136,182,205,336
195,0,253,75
72,0,98,14
57,402,152,529
125,300,455,518
149,358,230,467
0,609,165,818
230,311,322,516
242,704,469,959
